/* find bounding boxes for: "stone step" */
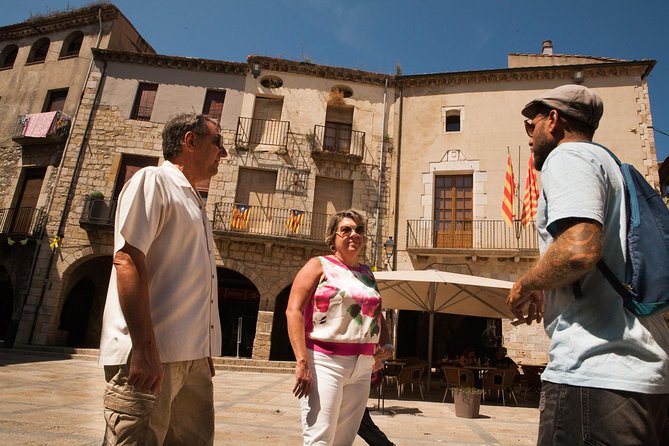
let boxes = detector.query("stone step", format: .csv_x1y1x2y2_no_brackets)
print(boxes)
7,344,296,374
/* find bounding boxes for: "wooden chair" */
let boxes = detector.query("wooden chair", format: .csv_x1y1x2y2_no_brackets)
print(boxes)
483,368,518,405
441,366,475,402
396,363,425,399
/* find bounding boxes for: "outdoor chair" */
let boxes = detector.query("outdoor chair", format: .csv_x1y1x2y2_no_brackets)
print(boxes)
441,366,475,403
482,368,518,405
396,363,425,400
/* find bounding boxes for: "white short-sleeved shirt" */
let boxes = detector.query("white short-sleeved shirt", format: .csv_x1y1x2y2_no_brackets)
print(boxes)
99,161,222,365
538,141,669,394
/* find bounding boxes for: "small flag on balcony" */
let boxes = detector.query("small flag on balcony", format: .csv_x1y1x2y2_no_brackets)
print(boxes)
285,209,305,234
501,153,516,228
521,154,539,227
230,204,250,230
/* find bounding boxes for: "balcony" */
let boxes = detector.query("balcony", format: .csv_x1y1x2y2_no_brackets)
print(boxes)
311,124,364,162
212,203,329,242
0,207,47,238
12,111,71,145
79,198,116,229
235,117,290,151
406,219,539,254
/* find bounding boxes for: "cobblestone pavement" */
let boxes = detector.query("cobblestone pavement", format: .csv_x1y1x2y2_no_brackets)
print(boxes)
0,350,539,445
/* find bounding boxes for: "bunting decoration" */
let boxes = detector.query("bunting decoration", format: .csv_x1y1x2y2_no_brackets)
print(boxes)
285,209,305,234
49,235,62,250
230,204,250,230
501,152,516,228
7,237,15,246
521,153,539,227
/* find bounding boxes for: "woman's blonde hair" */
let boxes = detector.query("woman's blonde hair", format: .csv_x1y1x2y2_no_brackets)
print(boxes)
324,209,365,250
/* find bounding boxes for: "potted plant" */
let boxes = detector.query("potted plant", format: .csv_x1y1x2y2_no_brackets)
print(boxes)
451,387,483,418
87,190,104,200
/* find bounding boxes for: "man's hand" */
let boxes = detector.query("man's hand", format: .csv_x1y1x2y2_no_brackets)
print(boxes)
292,360,312,399
127,346,163,394
507,281,544,325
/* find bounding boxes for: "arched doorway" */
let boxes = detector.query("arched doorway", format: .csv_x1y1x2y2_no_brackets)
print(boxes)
58,256,112,348
59,277,95,347
217,268,259,358
0,267,14,345
269,285,294,361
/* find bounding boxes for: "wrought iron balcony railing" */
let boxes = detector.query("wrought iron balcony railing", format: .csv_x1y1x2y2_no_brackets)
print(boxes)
406,219,539,251
12,111,72,145
79,197,116,229
0,207,47,238
311,124,365,160
212,203,329,241
235,117,290,150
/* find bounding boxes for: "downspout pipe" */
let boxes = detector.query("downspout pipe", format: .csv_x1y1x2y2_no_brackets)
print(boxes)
27,9,106,344
392,82,403,271
372,78,388,268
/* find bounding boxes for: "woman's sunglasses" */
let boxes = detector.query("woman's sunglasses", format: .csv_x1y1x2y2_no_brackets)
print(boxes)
337,225,365,236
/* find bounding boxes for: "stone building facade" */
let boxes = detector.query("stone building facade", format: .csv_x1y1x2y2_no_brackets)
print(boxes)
0,6,663,367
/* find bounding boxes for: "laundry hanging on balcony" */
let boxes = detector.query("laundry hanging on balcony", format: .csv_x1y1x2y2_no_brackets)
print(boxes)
230,204,250,230
23,111,59,137
521,153,539,227
285,209,305,234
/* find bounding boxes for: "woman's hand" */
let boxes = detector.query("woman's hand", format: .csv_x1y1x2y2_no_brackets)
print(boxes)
292,360,312,399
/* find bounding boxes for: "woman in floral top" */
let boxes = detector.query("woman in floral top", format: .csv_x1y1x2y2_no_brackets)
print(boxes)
286,209,394,445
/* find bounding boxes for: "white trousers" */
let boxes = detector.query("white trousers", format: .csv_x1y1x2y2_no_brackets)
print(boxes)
300,350,374,446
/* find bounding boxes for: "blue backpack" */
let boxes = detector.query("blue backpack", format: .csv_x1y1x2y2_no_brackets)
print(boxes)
595,144,669,316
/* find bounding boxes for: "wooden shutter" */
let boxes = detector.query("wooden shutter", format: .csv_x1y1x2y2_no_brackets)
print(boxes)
45,89,68,112
311,177,353,237
113,155,159,199
433,175,473,248
131,83,158,121
203,90,226,122
10,167,46,234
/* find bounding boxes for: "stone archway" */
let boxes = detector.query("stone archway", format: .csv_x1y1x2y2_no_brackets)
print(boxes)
269,284,294,361
217,267,260,358
56,256,112,348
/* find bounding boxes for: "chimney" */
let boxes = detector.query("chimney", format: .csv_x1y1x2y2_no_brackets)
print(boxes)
542,40,553,55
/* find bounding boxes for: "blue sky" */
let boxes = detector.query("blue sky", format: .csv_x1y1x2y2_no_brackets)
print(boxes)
5,0,669,160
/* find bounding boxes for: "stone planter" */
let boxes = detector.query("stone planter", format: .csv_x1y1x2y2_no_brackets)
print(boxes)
453,390,482,418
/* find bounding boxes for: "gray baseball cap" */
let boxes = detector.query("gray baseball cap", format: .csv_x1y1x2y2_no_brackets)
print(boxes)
521,84,604,129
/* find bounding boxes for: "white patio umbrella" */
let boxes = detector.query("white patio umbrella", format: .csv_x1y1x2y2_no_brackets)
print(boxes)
373,269,515,389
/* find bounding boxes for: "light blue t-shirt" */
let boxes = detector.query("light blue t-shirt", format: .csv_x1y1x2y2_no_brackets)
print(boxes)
538,141,669,394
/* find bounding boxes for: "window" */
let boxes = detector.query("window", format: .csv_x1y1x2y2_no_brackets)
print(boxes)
27,38,50,64
60,32,83,58
433,174,473,248
202,89,226,123
312,177,353,238
0,45,18,69
113,154,159,199
443,107,463,133
249,96,283,145
324,105,354,153
9,167,46,235
43,89,68,112
130,82,158,121
234,168,278,230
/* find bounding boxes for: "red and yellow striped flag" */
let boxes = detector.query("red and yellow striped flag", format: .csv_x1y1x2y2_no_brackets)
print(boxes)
230,204,250,230
501,153,516,227
521,154,539,227
285,209,305,234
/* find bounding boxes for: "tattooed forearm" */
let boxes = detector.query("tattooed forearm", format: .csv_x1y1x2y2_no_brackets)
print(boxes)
521,220,604,291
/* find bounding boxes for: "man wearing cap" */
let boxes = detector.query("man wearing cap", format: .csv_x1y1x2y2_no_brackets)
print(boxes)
507,84,669,445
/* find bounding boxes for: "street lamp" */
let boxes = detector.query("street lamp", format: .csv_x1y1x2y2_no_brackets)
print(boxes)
383,236,395,270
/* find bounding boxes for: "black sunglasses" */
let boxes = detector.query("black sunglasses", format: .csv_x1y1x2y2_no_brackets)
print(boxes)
337,225,365,236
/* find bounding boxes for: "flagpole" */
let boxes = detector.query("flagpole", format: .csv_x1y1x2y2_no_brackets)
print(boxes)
514,146,522,240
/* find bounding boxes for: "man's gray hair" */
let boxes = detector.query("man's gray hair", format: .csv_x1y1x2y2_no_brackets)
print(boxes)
162,113,218,160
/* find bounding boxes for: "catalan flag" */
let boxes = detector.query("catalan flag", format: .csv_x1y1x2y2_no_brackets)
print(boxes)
230,204,250,230
501,153,516,228
285,209,305,234
521,153,539,227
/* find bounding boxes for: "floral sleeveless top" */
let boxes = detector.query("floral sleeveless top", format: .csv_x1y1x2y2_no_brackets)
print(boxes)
304,256,383,356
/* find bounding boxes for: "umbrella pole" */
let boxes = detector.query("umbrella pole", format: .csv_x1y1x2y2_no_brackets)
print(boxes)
427,311,434,391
